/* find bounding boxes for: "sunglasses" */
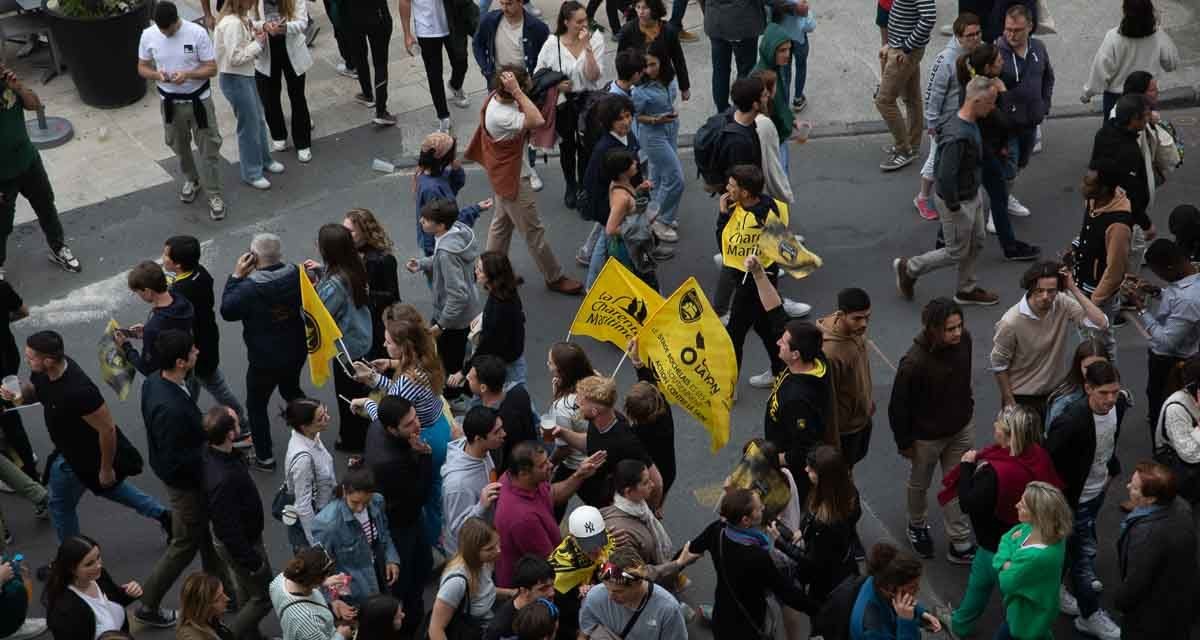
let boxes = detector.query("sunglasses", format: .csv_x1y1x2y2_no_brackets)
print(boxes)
599,562,641,585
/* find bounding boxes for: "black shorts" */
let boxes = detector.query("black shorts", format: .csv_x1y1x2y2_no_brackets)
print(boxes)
876,5,889,28
840,420,873,466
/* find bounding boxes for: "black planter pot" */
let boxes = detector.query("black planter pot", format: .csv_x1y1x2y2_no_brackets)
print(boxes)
46,0,149,108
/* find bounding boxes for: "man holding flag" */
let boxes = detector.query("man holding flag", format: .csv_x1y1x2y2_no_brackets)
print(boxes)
220,233,307,471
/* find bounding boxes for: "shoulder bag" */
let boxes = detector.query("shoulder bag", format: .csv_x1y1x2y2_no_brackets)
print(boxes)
417,573,484,640
1154,400,1200,501
271,452,315,521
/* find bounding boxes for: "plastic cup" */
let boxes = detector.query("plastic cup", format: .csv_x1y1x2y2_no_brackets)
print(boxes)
2,376,20,405
795,121,813,144
540,415,557,443
371,158,395,173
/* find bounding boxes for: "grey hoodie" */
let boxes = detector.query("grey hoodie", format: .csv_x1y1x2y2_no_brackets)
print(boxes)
924,36,966,132
440,436,495,554
419,221,481,331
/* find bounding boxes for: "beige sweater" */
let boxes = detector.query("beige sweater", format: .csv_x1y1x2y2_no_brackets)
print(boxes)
213,14,262,76
1082,28,1179,99
991,294,1089,396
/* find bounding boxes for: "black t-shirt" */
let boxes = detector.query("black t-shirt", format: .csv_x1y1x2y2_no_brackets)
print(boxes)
32,357,107,482
484,600,518,640
0,282,21,377
580,414,653,507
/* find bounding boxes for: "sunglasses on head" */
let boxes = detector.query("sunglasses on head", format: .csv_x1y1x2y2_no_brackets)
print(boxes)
311,543,336,574
598,562,641,585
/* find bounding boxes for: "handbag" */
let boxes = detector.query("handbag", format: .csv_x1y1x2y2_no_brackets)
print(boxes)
416,573,484,640
271,452,315,522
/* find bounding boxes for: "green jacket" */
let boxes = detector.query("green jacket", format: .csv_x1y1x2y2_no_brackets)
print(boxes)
993,523,1066,640
752,23,795,139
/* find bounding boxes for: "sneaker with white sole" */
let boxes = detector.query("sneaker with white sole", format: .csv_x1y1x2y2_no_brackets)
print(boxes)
1060,585,1080,616
437,117,452,133
354,93,374,107
0,480,13,493
271,139,288,152
986,214,996,234
179,179,199,203
337,63,358,79
249,177,271,190
1007,194,1031,217
529,168,544,192
1033,124,1043,154
298,148,312,163
1074,610,1121,640
880,149,917,171
783,299,811,317
450,87,470,109
5,618,47,640
651,221,678,243
266,161,285,174
373,111,398,126
748,369,775,388
49,246,81,273
209,195,226,221
134,607,178,628
719,312,729,326
712,252,722,268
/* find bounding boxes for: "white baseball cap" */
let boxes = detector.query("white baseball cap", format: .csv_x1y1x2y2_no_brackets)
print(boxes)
568,505,608,552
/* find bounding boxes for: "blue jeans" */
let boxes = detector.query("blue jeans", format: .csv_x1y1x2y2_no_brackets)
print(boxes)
48,456,166,542
187,366,248,427
586,229,609,289
1079,295,1120,366
981,149,1018,250
1066,490,1106,617
1005,126,1037,174
779,142,790,174
791,39,809,100
219,73,273,183
668,0,686,29
641,124,683,226
506,355,528,388
710,37,757,113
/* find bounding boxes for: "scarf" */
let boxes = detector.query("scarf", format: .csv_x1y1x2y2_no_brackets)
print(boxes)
613,494,673,563
548,534,614,594
1121,503,1164,535
938,443,1063,524
723,524,770,550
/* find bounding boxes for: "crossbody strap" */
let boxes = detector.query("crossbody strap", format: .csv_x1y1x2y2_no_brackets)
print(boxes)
717,531,769,639
617,586,652,639
1158,401,1196,448
278,594,332,620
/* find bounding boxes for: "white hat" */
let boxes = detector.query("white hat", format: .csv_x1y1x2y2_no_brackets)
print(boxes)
568,505,608,551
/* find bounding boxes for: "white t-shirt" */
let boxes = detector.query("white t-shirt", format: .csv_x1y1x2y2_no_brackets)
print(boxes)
138,21,215,98
1080,407,1118,502
411,0,450,38
68,583,126,639
496,16,525,70
484,98,530,177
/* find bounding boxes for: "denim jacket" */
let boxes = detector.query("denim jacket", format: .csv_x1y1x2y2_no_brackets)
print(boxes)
316,273,372,359
311,494,400,603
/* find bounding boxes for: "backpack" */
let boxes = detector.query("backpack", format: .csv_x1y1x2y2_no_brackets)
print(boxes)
694,110,735,191
810,574,868,640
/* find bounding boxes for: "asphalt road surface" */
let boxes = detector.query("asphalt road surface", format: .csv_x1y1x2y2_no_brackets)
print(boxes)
2,107,1198,638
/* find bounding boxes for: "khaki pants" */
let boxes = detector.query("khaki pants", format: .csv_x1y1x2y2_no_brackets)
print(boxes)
486,177,564,284
213,537,273,640
140,487,231,611
875,46,926,155
162,96,223,196
907,192,986,294
906,423,973,546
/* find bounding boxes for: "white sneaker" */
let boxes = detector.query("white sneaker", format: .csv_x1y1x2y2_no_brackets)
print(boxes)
986,214,996,234
1091,579,1103,593
437,117,452,133
450,87,470,109
271,139,288,152
1059,585,1080,616
249,177,271,190
783,298,812,318
266,160,285,174
1007,194,1031,217
719,312,730,326
748,369,775,388
6,618,47,640
1074,610,1121,640
298,148,312,163
939,23,953,35
0,480,13,493
529,168,544,192
336,62,358,79
712,252,722,268
1033,124,1044,154
179,179,199,203
651,220,679,243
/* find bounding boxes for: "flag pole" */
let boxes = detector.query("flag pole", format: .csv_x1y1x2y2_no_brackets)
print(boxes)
741,246,759,284
612,350,629,377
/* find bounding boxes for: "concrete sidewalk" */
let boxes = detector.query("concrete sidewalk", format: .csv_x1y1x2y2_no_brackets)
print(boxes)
6,0,1199,225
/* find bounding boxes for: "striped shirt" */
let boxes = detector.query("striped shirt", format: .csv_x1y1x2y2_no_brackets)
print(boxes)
268,574,340,640
364,369,442,427
885,0,935,52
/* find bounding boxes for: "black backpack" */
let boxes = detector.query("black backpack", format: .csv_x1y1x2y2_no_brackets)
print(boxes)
810,574,868,640
694,109,736,191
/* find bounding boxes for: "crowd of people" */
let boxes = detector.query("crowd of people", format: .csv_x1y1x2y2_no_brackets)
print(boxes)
0,0,1194,638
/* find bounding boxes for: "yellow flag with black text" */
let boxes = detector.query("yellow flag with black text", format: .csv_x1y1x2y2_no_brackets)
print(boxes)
569,258,665,350
299,267,343,387
756,219,823,279
721,199,789,271
637,278,736,452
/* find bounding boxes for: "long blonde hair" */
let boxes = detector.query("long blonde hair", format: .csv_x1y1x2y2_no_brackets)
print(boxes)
1021,481,1072,544
444,518,498,596
383,304,445,395
995,405,1042,456
219,0,259,20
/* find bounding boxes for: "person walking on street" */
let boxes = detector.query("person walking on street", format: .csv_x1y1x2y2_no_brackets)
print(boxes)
1044,361,1127,640
162,235,247,425
1089,94,1156,244
996,3,1051,219
254,0,314,162
0,64,81,277
464,67,584,295
311,466,402,607
875,0,935,171
474,0,549,90
1070,172,1134,363
214,0,285,190
889,297,977,564
2,331,170,543
701,0,766,112
893,77,999,306
202,406,275,640
913,12,980,221
1081,0,1179,118
114,260,194,376
399,0,474,132
135,330,231,630
991,261,1108,422
816,288,874,468
219,233,306,470
345,0,397,125
138,1,225,220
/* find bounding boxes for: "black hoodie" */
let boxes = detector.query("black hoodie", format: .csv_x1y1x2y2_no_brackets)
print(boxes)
122,293,194,375
170,266,220,377
1090,118,1152,230
888,330,974,449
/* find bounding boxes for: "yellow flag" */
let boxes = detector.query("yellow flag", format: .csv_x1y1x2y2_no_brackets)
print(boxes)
756,219,823,279
721,199,789,271
637,278,736,452
568,258,665,350
298,267,343,387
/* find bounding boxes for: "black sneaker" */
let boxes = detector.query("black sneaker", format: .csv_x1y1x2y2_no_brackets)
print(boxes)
907,522,934,558
373,110,397,126
134,607,178,628
851,534,866,562
34,499,48,520
947,543,976,565
354,93,375,108
252,457,277,472
880,150,916,172
564,189,577,210
1003,242,1041,262
48,245,82,273
792,96,807,112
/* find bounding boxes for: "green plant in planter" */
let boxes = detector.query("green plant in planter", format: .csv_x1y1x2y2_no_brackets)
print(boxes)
46,0,137,18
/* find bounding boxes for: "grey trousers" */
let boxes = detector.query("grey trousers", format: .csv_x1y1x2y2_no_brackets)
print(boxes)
907,192,985,294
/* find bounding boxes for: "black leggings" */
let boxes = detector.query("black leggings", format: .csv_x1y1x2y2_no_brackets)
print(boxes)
255,35,312,149
726,271,784,374
418,35,469,120
555,98,586,189
350,19,393,115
